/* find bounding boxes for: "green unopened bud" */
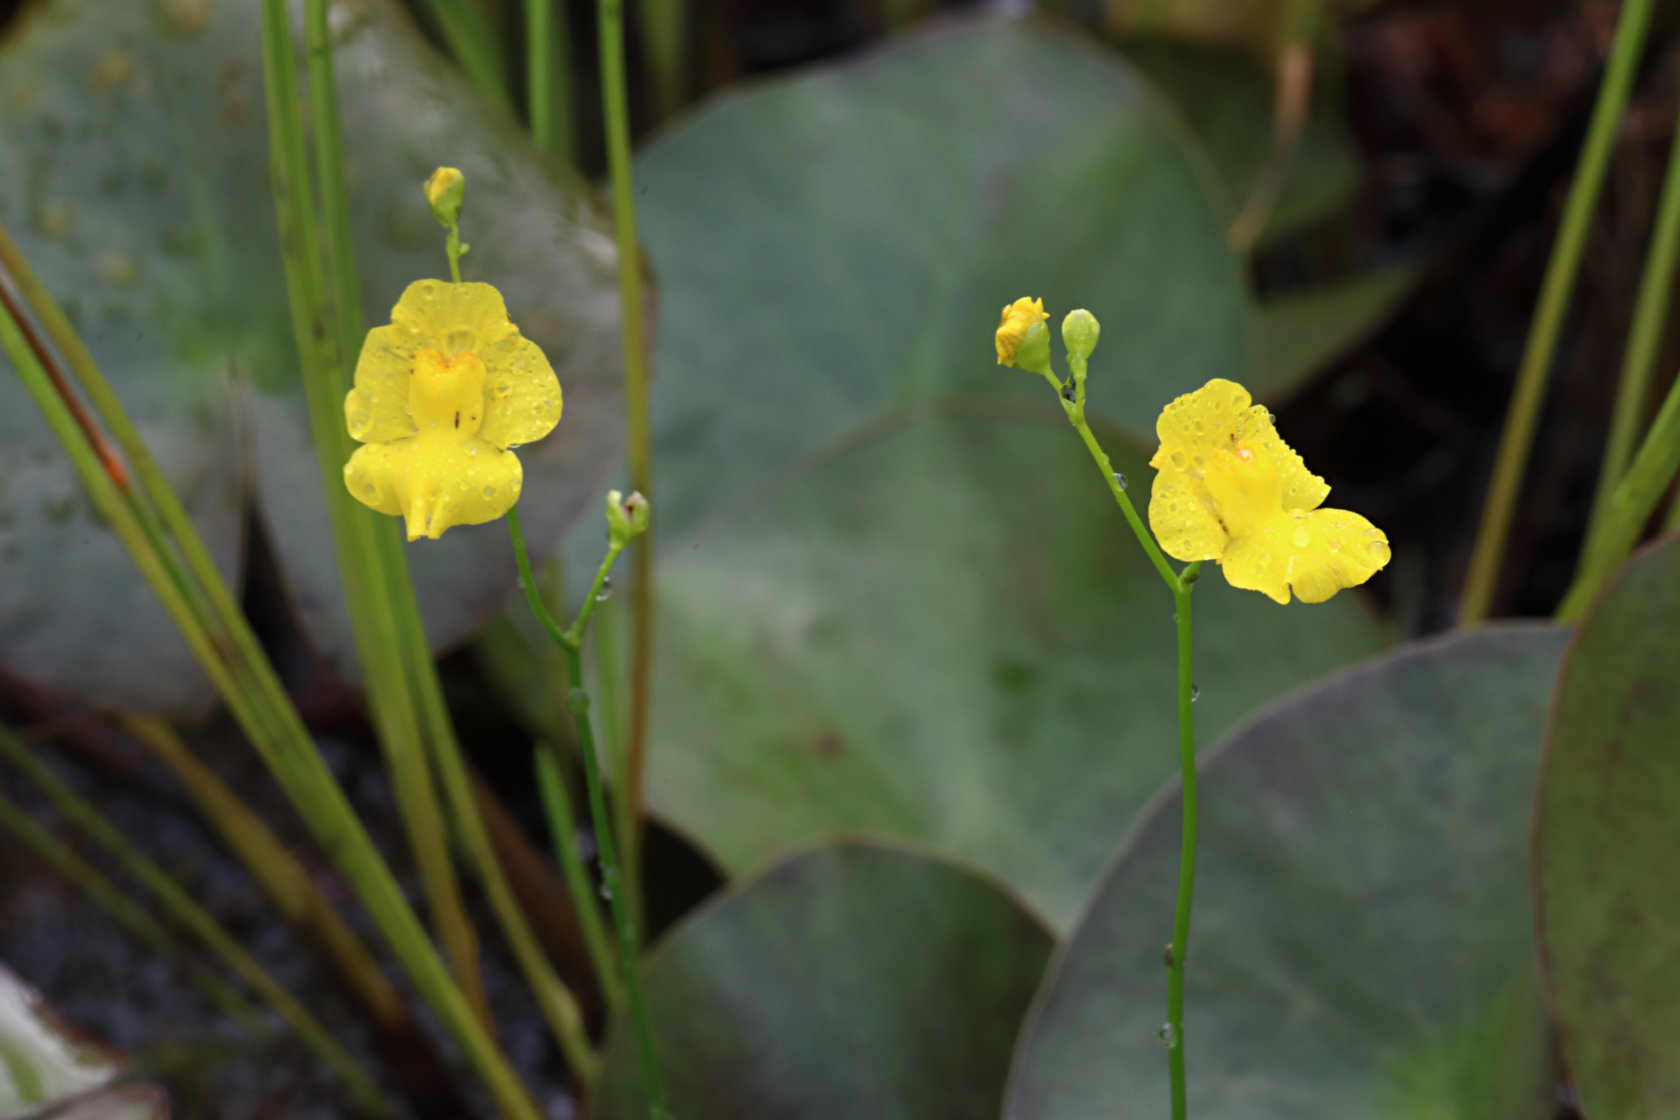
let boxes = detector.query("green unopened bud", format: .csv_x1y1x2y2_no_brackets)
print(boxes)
424,166,465,229
1013,320,1053,379
1062,309,1100,363
606,489,650,548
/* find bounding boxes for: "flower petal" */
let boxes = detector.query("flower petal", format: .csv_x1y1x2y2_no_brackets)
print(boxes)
1149,468,1227,562
346,322,423,443
1220,507,1389,605
1150,378,1263,476
477,334,563,450
1241,419,1330,513
391,279,520,359
344,433,522,541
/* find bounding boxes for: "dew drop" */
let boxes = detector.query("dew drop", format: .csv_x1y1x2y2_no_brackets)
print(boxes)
1291,527,1311,548
1113,472,1128,491
1170,451,1187,470
493,379,513,399
481,486,496,499
1157,1023,1179,1049
595,576,614,602
1190,684,1200,703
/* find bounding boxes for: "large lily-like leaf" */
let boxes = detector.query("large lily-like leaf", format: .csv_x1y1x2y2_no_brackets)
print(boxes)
626,16,1389,930
593,840,1053,1120
0,0,627,710
1005,626,1567,1119
0,962,164,1120
1534,534,1680,1119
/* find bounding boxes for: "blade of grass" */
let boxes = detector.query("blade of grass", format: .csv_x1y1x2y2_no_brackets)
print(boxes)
0,725,389,1115
535,744,622,1006
1459,0,1656,623
636,0,686,119
410,0,513,111
526,0,576,161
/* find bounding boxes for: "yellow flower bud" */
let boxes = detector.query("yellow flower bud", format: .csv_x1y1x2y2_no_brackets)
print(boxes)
424,166,465,228
995,297,1049,368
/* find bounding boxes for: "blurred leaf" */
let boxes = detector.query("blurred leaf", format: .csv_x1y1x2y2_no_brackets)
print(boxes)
1535,533,1680,1120
1005,626,1567,1119
1105,0,1380,54
593,840,1053,1120
0,962,131,1119
1126,39,1359,248
1255,265,1417,396
622,17,1388,929
0,0,627,709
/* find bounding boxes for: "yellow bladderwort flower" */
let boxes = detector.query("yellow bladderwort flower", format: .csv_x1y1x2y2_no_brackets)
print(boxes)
1148,378,1389,604
343,279,562,540
995,297,1049,366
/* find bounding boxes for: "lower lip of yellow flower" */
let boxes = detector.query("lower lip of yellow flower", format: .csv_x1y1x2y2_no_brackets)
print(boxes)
410,347,486,437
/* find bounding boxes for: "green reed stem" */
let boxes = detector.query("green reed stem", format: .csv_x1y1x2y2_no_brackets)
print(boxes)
1460,0,1656,624
2,253,541,1120
599,0,658,891
1558,367,1680,618
0,790,264,1034
412,0,513,111
0,726,389,1115
1587,88,1680,544
511,507,673,1118
593,597,642,935
636,0,686,119
273,0,491,1028
537,744,624,1004
526,0,576,161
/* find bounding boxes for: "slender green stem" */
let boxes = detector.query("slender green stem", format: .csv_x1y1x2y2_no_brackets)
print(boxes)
1558,367,1680,618
1166,562,1201,1120
411,0,513,111
598,0,658,881
526,0,576,161
1587,88,1680,544
0,726,389,1115
635,0,686,119
594,597,643,940
1460,0,1656,624
537,744,623,1004
510,508,673,1118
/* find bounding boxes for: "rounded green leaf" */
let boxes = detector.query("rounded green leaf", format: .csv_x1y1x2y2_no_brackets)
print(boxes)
1535,533,1680,1119
636,17,1255,539
593,840,1054,1120
1006,625,1568,1119
0,963,124,1119
650,415,1388,930
0,0,626,707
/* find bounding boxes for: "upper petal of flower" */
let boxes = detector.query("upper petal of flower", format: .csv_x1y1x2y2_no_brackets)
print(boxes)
995,297,1048,365
390,279,520,360
1149,468,1227,562
1151,378,1329,512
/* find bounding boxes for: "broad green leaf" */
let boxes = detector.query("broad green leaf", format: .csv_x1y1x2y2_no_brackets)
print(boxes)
636,17,1255,540
0,962,122,1118
1105,0,1382,54
1125,39,1359,249
1005,626,1567,1120
1535,533,1680,1120
0,0,626,708
593,840,1053,1120
647,414,1388,930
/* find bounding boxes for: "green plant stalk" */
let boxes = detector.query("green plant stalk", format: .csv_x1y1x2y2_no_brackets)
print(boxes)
121,715,410,1031
0,791,263,1034
1166,562,1202,1120
0,726,389,1115
412,0,513,111
511,507,672,1118
526,0,576,161
636,0,686,119
537,744,623,1004
1667,468,1680,531
2,256,542,1120
599,0,658,893
1558,367,1680,618
1459,0,1656,624
273,0,490,1027
593,596,641,934
1587,89,1680,543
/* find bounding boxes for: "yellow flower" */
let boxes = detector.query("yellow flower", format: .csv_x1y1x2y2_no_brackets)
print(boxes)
1148,379,1389,604
343,279,561,541
995,297,1048,365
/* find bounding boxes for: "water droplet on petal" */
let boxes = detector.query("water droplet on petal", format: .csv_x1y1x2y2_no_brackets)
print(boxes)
1170,451,1187,470
1291,527,1311,548
481,486,496,499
